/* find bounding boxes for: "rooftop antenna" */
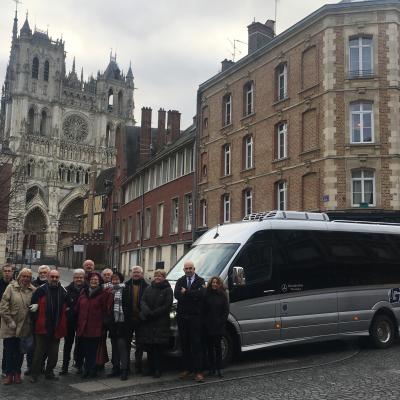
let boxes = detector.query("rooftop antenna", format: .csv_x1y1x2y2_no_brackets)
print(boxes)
227,38,247,62
275,0,278,33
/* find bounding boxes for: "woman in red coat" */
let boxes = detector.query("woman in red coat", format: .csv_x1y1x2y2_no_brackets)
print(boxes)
76,272,112,378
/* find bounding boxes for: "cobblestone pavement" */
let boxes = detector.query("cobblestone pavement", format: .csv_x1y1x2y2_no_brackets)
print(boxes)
0,338,399,400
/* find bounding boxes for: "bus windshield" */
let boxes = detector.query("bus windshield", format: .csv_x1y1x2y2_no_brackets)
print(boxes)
167,243,240,282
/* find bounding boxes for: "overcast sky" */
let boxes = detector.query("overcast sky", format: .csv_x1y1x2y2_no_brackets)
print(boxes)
0,0,337,128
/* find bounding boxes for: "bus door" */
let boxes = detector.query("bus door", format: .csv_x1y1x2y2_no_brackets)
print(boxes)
275,230,339,340
229,231,281,347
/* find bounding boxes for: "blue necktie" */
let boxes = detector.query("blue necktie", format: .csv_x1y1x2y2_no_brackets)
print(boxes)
187,277,192,289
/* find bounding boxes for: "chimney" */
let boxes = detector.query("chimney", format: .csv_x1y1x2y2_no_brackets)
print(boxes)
157,108,166,151
167,110,181,144
247,19,275,54
221,59,235,72
140,107,152,165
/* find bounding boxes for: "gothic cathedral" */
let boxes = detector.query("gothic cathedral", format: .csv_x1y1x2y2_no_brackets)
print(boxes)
0,11,134,265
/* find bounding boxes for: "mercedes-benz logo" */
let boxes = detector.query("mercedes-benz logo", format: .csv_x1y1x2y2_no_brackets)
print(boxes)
281,283,288,293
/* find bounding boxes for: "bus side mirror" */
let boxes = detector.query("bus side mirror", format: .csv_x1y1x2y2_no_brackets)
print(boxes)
233,266,246,286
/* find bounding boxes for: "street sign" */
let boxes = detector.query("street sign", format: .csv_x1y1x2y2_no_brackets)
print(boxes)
74,244,84,253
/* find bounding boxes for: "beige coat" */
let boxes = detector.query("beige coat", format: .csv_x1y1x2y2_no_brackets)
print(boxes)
0,280,36,339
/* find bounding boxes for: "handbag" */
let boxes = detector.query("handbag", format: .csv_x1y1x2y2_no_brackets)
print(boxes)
20,335,34,354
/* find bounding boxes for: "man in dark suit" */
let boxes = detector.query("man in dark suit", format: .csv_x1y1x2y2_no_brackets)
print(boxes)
174,260,205,383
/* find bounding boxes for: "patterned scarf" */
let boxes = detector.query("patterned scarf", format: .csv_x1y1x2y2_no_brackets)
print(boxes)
113,283,125,322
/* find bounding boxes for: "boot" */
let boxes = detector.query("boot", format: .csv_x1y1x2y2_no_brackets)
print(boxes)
3,374,13,385
14,373,22,384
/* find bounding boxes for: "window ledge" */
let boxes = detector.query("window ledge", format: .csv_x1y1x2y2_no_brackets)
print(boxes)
351,205,376,208
220,173,233,179
345,142,379,148
240,112,256,122
169,232,179,236
346,74,376,81
220,123,233,131
272,157,290,164
273,97,290,106
241,166,255,173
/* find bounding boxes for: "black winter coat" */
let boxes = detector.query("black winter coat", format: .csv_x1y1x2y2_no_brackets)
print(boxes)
174,274,205,318
65,282,85,326
122,278,148,323
203,289,229,336
137,280,173,345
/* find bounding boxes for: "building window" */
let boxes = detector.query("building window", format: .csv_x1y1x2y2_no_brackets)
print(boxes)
200,199,207,227
223,144,231,176
44,60,49,82
276,181,287,211
277,122,287,159
127,216,132,243
32,57,39,79
349,36,373,78
203,117,208,129
144,208,151,239
244,189,253,217
222,93,232,126
135,211,141,241
121,219,126,245
243,81,254,116
277,63,287,101
244,135,253,169
171,198,179,234
157,203,164,237
40,110,47,136
27,108,35,134
352,169,375,207
184,193,193,231
350,102,373,143
222,194,230,223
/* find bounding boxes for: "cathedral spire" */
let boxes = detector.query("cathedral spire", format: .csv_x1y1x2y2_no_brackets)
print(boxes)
81,67,83,83
72,56,76,74
20,11,32,37
12,9,18,42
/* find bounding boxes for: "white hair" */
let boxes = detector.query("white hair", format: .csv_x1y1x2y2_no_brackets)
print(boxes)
73,268,85,276
131,265,143,273
102,268,113,275
38,265,51,273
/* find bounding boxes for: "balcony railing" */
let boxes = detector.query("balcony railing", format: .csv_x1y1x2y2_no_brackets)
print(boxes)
348,69,374,79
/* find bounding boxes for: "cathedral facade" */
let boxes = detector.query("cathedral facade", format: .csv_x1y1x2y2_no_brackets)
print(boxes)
0,11,134,265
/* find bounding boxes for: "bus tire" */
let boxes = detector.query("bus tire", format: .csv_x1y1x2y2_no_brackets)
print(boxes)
221,330,234,367
370,314,395,349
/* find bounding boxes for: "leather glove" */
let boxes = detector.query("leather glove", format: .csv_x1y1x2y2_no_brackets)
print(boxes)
29,304,39,312
8,321,16,329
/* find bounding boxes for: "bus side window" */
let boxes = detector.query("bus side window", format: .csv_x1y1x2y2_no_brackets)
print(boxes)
229,232,275,301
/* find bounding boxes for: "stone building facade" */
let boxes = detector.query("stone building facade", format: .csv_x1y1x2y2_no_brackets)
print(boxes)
0,11,134,265
196,0,400,232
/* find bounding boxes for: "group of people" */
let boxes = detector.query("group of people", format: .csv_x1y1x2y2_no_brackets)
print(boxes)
0,258,229,385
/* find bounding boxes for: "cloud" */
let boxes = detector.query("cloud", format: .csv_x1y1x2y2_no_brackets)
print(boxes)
0,0,334,128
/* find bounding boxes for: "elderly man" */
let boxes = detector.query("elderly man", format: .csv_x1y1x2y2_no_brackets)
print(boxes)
30,270,68,382
121,266,148,379
83,260,95,279
60,269,86,375
32,265,50,287
102,268,113,288
174,260,205,383
0,264,14,377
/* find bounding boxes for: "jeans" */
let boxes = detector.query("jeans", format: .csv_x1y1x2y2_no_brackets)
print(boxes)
3,337,24,374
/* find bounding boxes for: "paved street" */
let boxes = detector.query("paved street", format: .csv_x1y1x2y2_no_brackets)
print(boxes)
0,337,398,399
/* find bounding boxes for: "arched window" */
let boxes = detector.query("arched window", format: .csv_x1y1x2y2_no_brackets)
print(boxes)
276,180,287,211
27,159,35,177
108,88,114,111
40,111,47,136
44,60,50,81
68,165,75,183
58,164,65,181
84,169,90,184
222,93,232,126
106,124,111,147
76,166,83,183
32,57,39,79
27,108,35,134
243,81,254,116
118,91,123,114
115,125,121,148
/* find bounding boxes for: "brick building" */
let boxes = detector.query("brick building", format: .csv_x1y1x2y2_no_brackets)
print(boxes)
196,0,400,232
104,108,195,277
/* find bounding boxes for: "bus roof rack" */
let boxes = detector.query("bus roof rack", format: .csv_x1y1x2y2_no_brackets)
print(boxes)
243,211,330,222
331,219,400,226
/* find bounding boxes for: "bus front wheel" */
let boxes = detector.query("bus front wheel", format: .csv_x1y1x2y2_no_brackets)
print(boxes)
370,314,395,349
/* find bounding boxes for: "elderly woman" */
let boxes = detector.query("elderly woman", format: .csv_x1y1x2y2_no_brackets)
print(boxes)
0,268,36,385
138,269,173,378
76,271,112,378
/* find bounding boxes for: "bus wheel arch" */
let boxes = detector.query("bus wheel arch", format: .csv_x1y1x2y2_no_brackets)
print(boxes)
221,322,240,367
369,308,397,349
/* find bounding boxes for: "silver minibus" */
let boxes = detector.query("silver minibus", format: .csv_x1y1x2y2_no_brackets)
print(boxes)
167,211,400,364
